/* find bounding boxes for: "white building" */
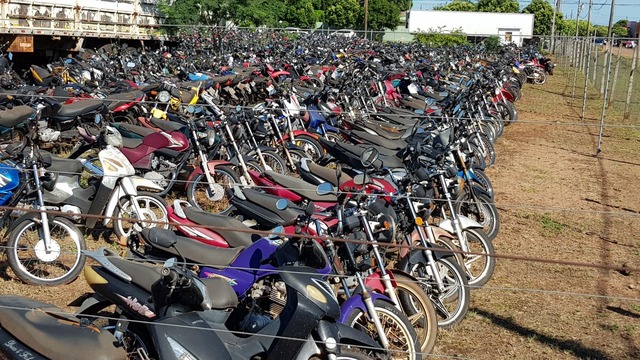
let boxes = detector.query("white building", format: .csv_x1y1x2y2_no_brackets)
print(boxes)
407,10,534,46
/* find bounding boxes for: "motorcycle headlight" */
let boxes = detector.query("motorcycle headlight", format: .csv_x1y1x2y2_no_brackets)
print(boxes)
207,129,217,146
158,90,171,103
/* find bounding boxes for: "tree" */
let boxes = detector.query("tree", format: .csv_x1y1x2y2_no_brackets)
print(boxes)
159,0,234,25
522,0,563,36
359,0,401,31
283,0,319,28
612,20,629,37
414,27,468,46
434,0,477,12
324,0,359,28
476,0,520,13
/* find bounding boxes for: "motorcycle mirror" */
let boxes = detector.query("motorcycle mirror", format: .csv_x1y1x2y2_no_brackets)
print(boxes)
187,105,195,114
360,147,379,168
275,198,289,211
316,182,335,196
269,225,284,239
305,202,315,217
163,258,176,270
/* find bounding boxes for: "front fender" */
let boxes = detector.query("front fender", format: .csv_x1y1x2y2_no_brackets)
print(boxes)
338,293,393,324
130,176,164,192
363,270,397,294
8,213,73,234
439,216,483,232
186,160,234,183
333,321,384,352
470,185,492,200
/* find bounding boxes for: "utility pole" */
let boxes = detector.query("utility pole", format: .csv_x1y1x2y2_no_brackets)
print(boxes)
364,0,369,39
596,0,617,155
551,0,560,53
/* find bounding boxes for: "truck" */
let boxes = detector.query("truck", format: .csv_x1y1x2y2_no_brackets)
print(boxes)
0,0,166,54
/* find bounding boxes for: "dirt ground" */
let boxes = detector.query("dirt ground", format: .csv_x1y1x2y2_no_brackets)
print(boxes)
0,66,639,359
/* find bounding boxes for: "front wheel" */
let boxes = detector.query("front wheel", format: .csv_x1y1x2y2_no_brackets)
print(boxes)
455,193,500,241
293,135,324,162
114,192,169,239
344,299,421,360
187,165,240,214
7,216,85,286
394,273,438,355
409,257,470,328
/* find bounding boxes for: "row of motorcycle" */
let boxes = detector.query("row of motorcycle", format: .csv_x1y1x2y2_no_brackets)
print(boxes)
0,34,546,360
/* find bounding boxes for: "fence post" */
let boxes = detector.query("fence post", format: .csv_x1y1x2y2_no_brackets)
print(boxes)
623,40,639,121
592,32,599,84
600,36,614,95
572,38,582,98
581,36,593,120
566,37,573,85
607,41,623,108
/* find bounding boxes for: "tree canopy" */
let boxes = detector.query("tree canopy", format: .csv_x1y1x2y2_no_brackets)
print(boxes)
434,0,476,12
522,0,563,36
159,0,401,31
476,0,520,13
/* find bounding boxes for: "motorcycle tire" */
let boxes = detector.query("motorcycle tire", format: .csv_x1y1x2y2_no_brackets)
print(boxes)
470,133,496,168
497,100,517,125
455,193,500,241
459,229,496,288
114,192,169,239
394,273,439,355
409,257,470,328
471,168,494,199
187,165,240,215
293,135,324,162
344,299,422,360
260,150,287,175
7,216,86,286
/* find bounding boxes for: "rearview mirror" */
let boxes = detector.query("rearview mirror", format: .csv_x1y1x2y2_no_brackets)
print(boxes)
360,147,379,168
269,225,284,239
163,258,176,270
275,198,289,211
305,202,315,217
316,182,335,196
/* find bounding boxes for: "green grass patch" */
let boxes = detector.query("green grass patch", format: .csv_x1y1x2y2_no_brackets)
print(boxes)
540,214,567,237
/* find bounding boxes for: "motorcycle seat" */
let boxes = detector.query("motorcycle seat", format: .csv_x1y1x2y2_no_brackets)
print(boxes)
0,295,125,360
104,90,144,111
262,170,338,202
49,157,84,175
328,140,405,170
142,228,244,268
183,206,256,248
121,137,143,149
0,105,36,128
150,117,185,133
350,129,408,150
371,112,418,128
239,188,302,226
115,122,155,138
57,99,104,117
303,159,352,187
400,97,427,111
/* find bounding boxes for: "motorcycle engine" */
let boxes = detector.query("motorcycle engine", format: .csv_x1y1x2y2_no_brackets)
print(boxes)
144,171,167,188
239,279,287,333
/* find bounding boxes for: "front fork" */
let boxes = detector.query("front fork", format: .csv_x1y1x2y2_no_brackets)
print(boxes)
33,164,52,250
356,273,390,349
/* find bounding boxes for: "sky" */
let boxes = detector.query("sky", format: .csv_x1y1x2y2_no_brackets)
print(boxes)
411,1,640,26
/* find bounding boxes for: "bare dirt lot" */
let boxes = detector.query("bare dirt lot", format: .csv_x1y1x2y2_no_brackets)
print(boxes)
0,65,638,359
